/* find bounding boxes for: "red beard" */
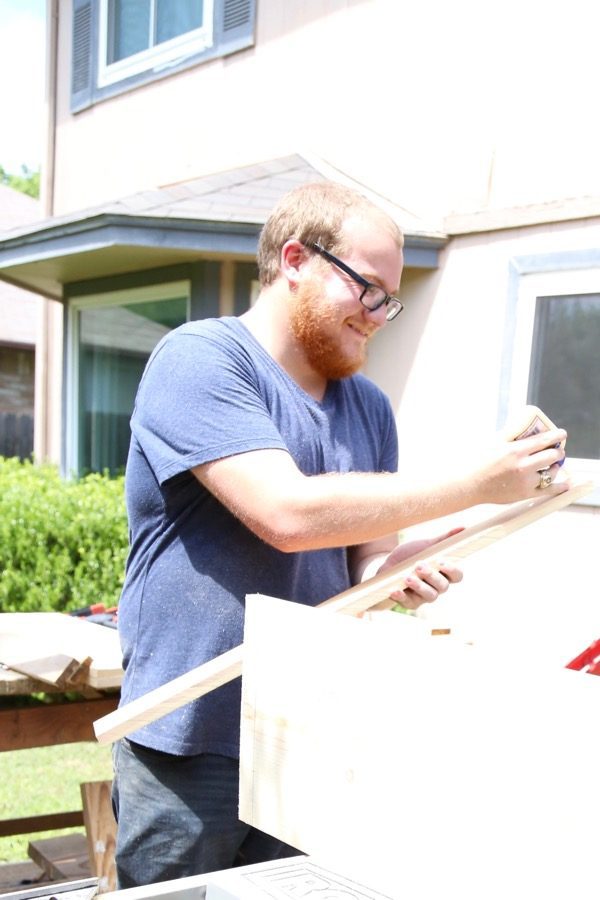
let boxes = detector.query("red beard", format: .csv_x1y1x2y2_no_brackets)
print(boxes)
290,278,368,381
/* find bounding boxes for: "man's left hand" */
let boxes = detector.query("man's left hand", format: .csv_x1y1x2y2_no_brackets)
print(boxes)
376,528,464,610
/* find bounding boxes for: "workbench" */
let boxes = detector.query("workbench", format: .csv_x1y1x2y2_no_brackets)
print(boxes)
0,612,122,752
0,664,120,753
0,613,123,892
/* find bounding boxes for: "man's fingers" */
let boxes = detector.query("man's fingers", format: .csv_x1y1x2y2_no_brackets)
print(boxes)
389,559,463,609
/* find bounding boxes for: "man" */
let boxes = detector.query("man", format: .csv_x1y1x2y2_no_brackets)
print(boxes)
112,182,566,888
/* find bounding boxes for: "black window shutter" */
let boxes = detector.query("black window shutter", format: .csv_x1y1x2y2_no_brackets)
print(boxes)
215,0,256,57
71,0,96,113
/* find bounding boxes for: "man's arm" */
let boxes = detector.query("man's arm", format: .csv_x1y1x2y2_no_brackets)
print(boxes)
192,426,567,553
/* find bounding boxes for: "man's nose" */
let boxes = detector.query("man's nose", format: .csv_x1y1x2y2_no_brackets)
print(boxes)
362,303,388,327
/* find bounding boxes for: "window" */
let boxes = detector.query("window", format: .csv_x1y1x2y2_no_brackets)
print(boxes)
67,284,189,475
507,267,600,500
528,293,600,461
99,0,213,87
0,345,35,460
71,0,256,111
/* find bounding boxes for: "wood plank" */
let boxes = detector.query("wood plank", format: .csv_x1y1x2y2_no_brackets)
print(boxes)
318,480,594,615
27,835,91,882
0,614,123,691
80,781,116,894
0,654,91,690
95,645,245,744
0,666,104,700
93,481,594,744
0,666,66,697
239,593,600,899
0,697,120,751
0,813,83,839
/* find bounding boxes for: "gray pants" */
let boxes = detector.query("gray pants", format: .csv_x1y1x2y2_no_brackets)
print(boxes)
112,738,301,889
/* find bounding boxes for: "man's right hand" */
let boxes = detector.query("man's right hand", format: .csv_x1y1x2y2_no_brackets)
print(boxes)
471,427,568,505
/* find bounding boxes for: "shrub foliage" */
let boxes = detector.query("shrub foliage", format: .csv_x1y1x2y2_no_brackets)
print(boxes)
0,458,128,612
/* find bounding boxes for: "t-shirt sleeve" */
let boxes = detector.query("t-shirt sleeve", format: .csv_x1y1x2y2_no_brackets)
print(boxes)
131,326,288,484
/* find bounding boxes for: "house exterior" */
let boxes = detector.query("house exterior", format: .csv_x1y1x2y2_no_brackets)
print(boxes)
0,0,598,651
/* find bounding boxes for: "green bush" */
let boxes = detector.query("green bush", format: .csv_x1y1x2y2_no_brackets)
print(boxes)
0,457,128,613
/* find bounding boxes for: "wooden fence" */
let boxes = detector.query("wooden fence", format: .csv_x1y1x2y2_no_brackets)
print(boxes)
0,412,33,460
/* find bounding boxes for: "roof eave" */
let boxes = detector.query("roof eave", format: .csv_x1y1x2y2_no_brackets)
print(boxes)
0,213,447,302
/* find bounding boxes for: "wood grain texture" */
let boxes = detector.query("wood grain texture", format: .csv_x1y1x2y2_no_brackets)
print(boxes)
0,651,88,689
319,481,594,616
94,481,594,744
239,592,600,899
94,644,245,743
0,860,50,893
0,697,119,751
0,665,66,696
80,781,117,894
0,613,122,690
27,834,91,881
0,812,84,839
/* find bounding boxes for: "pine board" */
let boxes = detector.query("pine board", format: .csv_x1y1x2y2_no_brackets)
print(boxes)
239,593,600,899
80,781,116,894
27,835,91,882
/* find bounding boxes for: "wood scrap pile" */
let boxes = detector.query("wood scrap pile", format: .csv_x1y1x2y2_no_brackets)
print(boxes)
0,613,123,694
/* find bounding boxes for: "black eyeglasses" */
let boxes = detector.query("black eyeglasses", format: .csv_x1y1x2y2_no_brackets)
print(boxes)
307,242,404,322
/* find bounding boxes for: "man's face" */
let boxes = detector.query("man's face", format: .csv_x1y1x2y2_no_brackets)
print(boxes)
290,215,403,381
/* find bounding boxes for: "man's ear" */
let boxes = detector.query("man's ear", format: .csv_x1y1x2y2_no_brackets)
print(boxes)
280,239,309,288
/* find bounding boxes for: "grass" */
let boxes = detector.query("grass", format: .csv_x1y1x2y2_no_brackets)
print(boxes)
0,742,114,863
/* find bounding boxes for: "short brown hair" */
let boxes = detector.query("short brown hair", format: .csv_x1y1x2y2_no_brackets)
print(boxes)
257,181,403,286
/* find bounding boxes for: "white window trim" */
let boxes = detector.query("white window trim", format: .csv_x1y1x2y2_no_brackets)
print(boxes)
507,266,600,505
97,0,215,88
66,281,190,476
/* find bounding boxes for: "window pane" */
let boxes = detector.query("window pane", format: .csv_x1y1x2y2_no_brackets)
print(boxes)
156,0,203,44
108,0,151,63
78,296,187,474
0,346,35,460
527,293,600,460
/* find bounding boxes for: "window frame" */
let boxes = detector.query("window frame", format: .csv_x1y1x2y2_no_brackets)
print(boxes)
97,0,215,88
66,281,190,476
71,0,256,113
503,261,600,505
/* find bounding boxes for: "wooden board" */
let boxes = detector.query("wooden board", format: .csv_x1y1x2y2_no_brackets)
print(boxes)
93,481,594,744
0,813,84,840
0,614,122,690
0,665,70,697
0,697,120,752
27,835,91,882
0,653,90,690
80,782,117,894
239,593,600,899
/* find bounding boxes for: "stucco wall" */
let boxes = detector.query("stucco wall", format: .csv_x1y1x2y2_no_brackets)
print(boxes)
367,216,600,463
0,291,41,346
52,0,600,219
365,216,600,660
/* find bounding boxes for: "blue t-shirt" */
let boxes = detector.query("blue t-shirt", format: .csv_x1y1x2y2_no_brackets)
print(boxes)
118,317,398,756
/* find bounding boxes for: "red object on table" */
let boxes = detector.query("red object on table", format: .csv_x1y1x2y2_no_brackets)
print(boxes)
566,638,600,676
